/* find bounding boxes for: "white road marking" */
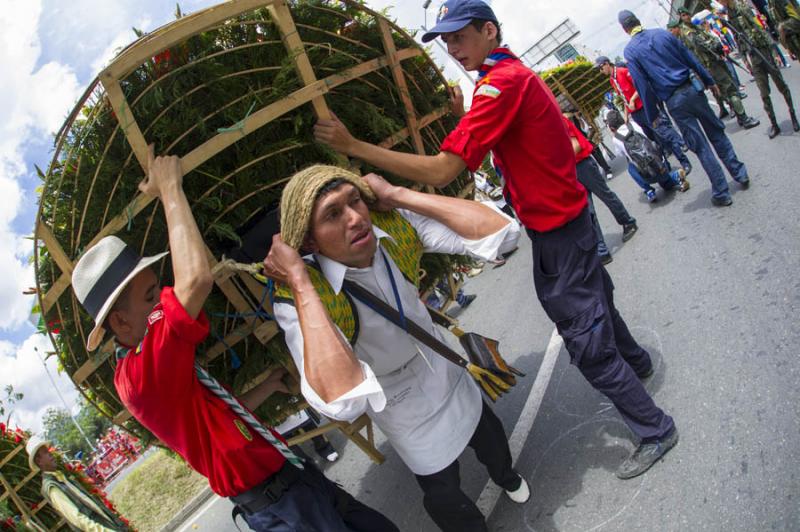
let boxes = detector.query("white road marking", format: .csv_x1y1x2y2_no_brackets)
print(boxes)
476,327,563,516
176,495,221,532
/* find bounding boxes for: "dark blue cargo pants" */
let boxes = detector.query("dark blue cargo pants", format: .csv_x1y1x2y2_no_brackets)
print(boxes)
527,208,674,442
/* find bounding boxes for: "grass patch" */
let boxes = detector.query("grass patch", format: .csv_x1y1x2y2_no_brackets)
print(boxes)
108,449,207,532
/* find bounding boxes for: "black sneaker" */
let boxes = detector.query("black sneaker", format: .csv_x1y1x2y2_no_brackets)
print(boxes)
616,428,679,479
637,366,654,379
711,196,733,207
600,254,613,266
622,223,638,242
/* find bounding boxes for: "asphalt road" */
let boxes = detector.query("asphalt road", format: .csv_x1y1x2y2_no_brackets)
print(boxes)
171,65,800,532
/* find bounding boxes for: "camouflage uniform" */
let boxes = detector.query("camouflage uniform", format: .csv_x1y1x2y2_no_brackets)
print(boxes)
678,22,750,119
768,0,800,61
727,0,799,134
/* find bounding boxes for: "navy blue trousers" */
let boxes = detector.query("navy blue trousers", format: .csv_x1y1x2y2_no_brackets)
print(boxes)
238,463,398,532
666,82,748,202
527,208,674,442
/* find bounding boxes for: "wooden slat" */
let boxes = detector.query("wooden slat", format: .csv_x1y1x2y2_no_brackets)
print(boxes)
36,224,73,276
72,339,115,385
379,105,448,148
113,409,132,425
0,472,34,524
41,274,72,313
99,78,150,173
267,0,330,120
378,19,425,155
103,0,276,80
0,445,23,469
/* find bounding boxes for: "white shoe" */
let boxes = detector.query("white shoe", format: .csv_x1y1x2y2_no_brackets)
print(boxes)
325,451,339,462
606,172,614,180
505,475,530,504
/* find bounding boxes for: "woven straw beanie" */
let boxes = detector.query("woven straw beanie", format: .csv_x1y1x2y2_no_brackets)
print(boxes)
280,165,376,249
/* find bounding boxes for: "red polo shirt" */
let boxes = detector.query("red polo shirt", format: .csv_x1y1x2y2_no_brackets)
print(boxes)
114,287,286,497
563,116,594,163
610,66,643,112
441,51,586,232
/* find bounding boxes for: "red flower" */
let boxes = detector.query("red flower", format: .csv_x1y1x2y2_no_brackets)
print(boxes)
14,434,21,443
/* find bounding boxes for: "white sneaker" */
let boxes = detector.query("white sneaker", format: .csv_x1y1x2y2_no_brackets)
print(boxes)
325,451,339,462
606,172,614,180
505,475,530,504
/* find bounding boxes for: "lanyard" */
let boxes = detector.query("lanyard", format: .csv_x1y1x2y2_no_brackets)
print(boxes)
380,248,407,330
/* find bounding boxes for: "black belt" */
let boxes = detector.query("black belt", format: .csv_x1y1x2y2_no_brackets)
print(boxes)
231,462,303,515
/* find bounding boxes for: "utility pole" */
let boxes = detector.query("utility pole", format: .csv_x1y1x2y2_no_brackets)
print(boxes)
33,347,95,453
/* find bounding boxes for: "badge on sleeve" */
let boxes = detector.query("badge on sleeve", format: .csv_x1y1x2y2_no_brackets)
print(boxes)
234,419,253,441
475,84,502,99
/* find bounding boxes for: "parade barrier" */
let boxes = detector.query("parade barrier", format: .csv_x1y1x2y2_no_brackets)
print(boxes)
541,60,609,143
32,0,472,461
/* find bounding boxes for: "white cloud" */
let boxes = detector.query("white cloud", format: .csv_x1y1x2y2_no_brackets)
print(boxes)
0,333,79,435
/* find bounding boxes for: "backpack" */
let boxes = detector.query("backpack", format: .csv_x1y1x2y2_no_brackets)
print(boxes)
615,128,667,182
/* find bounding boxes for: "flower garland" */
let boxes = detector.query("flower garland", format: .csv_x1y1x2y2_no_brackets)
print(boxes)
55,455,134,530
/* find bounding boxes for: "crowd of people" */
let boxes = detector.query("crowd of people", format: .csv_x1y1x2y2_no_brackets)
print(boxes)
23,0,798,530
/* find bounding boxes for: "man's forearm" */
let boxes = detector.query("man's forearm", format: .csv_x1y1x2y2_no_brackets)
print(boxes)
390,186,509,240
348,140,466,188
161,184,213,318
290,270,364,403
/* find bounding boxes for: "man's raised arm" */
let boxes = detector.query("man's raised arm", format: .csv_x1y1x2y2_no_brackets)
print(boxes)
314,116,466,188
139,145,214,319
364,173,510,240
263,235,365,403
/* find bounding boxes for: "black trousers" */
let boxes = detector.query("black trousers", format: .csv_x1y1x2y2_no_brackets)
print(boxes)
237,462,398,531
527,208,674,442
414,401,519,532
575,158,636,227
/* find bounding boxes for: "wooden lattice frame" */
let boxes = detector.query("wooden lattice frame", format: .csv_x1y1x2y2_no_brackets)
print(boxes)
0,444,67,531
33,0,468,462
542,62,609,144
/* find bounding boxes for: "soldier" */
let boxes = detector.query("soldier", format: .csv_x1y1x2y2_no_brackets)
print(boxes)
768,0,800,61
719,0,800,137
672,9,760,128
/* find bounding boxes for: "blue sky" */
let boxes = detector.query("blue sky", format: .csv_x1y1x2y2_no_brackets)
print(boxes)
0,0,666,434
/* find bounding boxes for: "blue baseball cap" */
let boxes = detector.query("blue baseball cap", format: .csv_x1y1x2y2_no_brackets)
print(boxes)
594,55,611,68
618,9,637,24
421,0,499,43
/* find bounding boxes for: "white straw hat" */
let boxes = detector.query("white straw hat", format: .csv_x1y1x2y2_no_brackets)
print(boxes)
25,435,51,472
72,236,168,351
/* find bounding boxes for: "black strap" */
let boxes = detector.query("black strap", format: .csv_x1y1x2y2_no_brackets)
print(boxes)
341,279,469,370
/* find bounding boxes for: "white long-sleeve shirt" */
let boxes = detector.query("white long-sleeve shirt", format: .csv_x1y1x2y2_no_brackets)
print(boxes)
273,206,519,474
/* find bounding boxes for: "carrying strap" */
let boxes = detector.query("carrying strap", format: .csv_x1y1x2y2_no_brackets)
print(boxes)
341,278,469,371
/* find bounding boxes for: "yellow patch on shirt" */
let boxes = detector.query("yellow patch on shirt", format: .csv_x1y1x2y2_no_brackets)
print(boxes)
234,419,253,441
475,84,502,99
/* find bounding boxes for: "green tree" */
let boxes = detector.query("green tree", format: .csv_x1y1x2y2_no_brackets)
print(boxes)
42,400,112,459
0,384,23,424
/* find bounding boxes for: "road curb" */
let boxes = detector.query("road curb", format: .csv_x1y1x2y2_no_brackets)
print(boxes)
160,486,216,532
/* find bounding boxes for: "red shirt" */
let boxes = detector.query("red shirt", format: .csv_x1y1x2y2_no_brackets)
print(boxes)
563,116,594,163
441,51,586,232
610,66,643,112
114,287,286,497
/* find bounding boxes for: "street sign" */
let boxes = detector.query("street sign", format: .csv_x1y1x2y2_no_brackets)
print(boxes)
520,18,580,67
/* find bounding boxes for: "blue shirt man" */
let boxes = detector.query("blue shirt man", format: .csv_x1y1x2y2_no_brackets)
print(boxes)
620,9,749,207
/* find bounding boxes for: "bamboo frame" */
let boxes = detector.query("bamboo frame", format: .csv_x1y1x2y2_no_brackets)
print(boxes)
34,0,467,462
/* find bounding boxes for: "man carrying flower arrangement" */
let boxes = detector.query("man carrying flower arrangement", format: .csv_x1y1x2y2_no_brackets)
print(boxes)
69,147,397,531
25,436,130,531
262,164,526,532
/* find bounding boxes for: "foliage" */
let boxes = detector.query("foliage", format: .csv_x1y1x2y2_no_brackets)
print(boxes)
539,59,609,120
0,386,23,425
35,1,467,446
42,401,112,460
108,449,206,532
